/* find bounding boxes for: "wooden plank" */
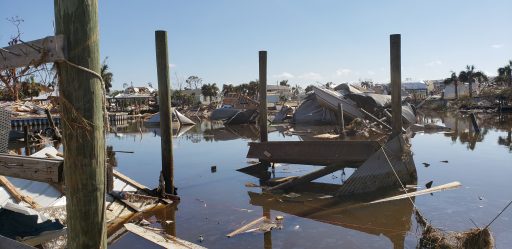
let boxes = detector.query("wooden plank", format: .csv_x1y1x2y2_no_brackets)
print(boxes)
0,153,63,183
247,141,380,166
124,223,206,249
0,35,66,70
369,181,461,204
0,176,41,209
0,235,37,249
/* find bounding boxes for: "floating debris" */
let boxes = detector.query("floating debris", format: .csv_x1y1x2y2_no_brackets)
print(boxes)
244,182,260,188
282,193,301,198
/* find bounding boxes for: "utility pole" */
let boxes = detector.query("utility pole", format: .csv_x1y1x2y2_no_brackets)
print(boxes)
54,0,106,248
390,34,402,136
155,30,175,195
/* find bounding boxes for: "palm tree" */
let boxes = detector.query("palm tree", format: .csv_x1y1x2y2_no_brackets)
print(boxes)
497,60,512,87
222,84,235,96
101,57,113,93
443,71,459,99
458,65,488,98
201,83,220,103
208,83,219,102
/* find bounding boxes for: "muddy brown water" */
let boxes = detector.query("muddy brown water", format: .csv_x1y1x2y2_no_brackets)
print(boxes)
12,111,512,248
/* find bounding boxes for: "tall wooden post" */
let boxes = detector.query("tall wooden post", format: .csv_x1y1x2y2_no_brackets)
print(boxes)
259,51,268,142
390,34,402,135
338,103,345,133
155,30,174,195
54,1,106,248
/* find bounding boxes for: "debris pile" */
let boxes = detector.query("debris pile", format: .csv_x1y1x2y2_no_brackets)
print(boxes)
415,211,494,249
1,101,57,118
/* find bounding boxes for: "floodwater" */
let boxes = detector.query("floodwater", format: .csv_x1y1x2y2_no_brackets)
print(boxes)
9,111,510,248
102,111,512,249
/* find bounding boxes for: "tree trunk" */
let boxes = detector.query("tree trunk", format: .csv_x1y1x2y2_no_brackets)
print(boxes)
54,1,106,248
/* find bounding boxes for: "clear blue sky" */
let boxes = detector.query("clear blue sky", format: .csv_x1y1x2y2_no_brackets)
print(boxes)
1,0,511,89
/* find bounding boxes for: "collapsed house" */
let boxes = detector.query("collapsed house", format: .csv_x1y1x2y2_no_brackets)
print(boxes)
274,84,416,128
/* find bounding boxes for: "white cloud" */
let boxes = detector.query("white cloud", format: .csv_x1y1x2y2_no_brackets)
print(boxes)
272,72,294,78
367,70,375,76
335,68,352,76
491,44,504,49
169,63,176,68
425,60,443,67
298,72,323,81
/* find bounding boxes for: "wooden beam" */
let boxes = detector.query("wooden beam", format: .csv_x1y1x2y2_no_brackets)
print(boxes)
54,0,106,248
0,35,66,70
0,176,41,209
0,153,63,183
268,163,346,191
247,140,380,166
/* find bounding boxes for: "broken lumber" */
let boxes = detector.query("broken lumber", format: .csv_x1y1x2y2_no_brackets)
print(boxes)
226,217,266,238
360,108,392,131
0,153,63,183
247,141,380,166
0,176,41,209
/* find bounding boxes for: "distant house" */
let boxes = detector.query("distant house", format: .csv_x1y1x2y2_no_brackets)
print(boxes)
266,85,292,106
182,89,221,105
107,86,156,112
402,82,428,100
425,80,445,95
221,93,259,110
371,84,389,95
443,83,471,100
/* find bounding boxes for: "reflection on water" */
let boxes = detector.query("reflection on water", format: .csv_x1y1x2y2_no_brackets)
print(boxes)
7,112,511,248
249,185,415,249
417,111,512,152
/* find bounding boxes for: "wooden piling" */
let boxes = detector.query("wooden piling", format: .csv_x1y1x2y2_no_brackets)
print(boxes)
54,0,106,248
259,51,268,143
155,30,175,195
338,103,345,133
390,34,402,135
23,125,28,144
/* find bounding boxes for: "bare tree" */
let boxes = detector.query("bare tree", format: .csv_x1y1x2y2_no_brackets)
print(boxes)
0,17,55,101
